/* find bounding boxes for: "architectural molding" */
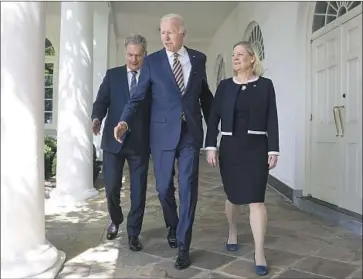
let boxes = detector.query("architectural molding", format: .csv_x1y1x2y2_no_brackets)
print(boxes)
268,175,362,236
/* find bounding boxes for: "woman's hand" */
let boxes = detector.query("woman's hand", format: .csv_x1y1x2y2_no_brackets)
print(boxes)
206,150,218,167
268,154,278,169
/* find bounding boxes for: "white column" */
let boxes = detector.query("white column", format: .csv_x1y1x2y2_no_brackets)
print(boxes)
1,2,65,278
108,21,118,69
93,3,110,161
51,2,98,205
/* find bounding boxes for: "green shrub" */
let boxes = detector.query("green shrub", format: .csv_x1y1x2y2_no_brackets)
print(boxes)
44,144,54,179
45,136,57,153
51,152,57,177
44,136,57,180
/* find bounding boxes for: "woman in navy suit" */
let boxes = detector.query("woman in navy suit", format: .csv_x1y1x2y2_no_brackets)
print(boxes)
205,41,279,276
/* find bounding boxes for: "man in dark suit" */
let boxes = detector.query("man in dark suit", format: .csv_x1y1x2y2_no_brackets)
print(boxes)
92,34,150,252
114,14,213,269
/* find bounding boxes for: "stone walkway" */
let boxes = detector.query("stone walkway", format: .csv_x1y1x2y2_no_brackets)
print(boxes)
46,157,362,279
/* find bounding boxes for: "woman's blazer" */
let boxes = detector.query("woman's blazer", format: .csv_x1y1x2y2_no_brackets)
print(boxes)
205,76,279,155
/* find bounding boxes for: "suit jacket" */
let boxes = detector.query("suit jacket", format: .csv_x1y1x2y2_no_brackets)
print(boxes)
205,77,279,154
120,47,213,151
92,65,150,155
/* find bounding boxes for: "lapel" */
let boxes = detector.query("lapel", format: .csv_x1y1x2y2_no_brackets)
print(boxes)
159,49,180,94
120,66,130,100
184,46,196,96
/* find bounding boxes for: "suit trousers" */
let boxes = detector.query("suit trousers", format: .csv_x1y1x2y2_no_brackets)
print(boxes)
152,122,200,250
102,148,149,236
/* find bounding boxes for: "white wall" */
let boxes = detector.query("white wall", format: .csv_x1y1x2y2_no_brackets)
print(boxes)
206,2,310,190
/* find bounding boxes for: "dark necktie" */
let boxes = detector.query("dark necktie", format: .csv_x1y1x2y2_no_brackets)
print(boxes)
172,53,185,95
130,71,137,96
173,53,186,122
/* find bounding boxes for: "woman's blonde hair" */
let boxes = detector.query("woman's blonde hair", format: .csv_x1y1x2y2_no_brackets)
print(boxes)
232,41,264,77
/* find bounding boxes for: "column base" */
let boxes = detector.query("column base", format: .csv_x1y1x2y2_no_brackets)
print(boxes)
1,240,66,279
45,188,99,213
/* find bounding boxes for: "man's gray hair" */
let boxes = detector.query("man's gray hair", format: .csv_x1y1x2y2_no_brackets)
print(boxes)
124,33,148,54
160,13,186,35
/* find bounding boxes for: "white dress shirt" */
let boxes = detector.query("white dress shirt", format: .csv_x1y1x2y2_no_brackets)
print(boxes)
165,46,191,88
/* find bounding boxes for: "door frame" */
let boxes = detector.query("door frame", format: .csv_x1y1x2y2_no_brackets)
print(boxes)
304,3,362,197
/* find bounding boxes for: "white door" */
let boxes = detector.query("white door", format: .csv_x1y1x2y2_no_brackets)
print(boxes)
310,27,342,206
339,14,362,214
310,14,362,215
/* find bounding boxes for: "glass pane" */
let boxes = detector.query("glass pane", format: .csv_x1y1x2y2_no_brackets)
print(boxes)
329,1,339,11
44,88,53,99
44,63,54,75
45,47,55,56
45,38,52,49
44,112,53,124
327,4,337,15
337,6,347,16
45,39,55,56
312,15,325,32
326,15,336,24
44,100,53,111
349,1,361,10
315,1,328,14
44,75,53,87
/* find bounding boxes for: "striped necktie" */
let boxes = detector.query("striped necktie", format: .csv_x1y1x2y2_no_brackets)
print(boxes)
173,53,186,122
129,71,137,96
173,53,185,95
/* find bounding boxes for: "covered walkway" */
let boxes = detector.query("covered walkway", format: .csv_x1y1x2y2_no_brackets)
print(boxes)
50,158,362,279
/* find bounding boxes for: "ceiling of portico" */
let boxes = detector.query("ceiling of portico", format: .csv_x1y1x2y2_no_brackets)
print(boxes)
111,1,238,45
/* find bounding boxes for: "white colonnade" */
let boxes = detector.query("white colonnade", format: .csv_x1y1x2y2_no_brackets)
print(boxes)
1,2,65,278
51,2,99,204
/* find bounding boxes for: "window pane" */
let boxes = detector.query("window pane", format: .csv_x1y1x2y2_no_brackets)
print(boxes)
44,100,53,111
44,112,53,124
44,63,54,75
312,15,325,32
45,88,53,99
44,75,53,87
45,39,55,56
314,1,328,14
326,15,336,25
350,1,361,10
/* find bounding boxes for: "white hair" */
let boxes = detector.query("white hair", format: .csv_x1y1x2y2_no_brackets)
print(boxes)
124,33,148,54
160,13,186,35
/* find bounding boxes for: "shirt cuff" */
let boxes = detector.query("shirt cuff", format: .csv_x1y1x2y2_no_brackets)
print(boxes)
268,151,279,156
205,147,217,151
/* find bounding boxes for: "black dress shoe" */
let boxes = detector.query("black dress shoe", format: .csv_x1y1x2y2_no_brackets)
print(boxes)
128,236,142,251
106,222,119,240
175,246,191,270
167,227,177,248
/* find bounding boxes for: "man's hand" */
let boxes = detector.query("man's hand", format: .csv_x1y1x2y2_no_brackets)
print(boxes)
92,119,101,135
114,121,128,143
268,154,278,169
206,150,218,167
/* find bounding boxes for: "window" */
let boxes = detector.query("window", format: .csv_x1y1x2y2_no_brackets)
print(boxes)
215,54,226,88
44,38,55,124
312,1,362,32
243,21,266,61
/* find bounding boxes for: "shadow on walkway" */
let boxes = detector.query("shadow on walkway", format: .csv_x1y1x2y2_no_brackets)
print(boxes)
46,157,362,279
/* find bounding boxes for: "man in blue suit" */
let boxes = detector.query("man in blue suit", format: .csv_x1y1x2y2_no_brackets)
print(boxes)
92,34,150,252
114,14,213,269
